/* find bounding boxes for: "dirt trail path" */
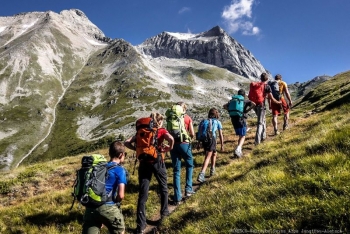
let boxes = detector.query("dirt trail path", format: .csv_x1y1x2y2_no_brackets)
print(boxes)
141,118,288,234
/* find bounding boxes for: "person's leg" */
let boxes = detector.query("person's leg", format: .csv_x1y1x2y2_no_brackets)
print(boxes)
197,151,211,182
209,140,217,175
200,151,213,174
237,135,246,149
272,115,280,135
182,143,194,193
153,160,169,217
284,112,289,129
282,99,290,130
210,151,217,174
98,204,125,234
271,102,280,134
136,163,152,232
170,145,182,202
261,106,267,141
82,207,102,234
254,106,264,145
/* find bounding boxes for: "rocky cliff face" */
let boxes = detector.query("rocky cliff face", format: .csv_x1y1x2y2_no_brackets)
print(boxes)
136,26,267,80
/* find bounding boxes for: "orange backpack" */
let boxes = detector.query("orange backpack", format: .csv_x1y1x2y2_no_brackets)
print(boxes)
135,117,160,162
248,81,266,105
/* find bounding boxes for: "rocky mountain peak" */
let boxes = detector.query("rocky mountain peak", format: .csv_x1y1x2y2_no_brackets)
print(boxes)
201,25,226,37
136,26,267,79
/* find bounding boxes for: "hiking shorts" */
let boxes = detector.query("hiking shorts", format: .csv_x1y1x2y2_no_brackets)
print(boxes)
271,98,289,116
202,138,217,152
82,204,125,234
230,116,247,136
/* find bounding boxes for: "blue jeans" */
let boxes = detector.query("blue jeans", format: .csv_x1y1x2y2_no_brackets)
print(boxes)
170,143,194,202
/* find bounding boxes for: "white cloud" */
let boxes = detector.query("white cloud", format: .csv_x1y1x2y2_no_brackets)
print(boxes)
221,0,260,36
179,7,191,14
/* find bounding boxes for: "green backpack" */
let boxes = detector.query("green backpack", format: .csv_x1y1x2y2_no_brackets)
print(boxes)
165,104,190,143
71,154,117,209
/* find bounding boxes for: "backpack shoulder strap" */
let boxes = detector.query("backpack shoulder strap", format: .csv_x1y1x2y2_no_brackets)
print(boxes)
107,163,120,171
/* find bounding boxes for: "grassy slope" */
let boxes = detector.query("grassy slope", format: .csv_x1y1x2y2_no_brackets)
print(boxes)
0,72,349,233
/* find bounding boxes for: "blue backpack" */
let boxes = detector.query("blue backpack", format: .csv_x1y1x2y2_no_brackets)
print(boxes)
228,95,244,117
196,118,213,143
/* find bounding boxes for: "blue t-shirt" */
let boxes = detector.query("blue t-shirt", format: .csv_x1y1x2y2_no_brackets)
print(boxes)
105,162,127,204
210,118,222,139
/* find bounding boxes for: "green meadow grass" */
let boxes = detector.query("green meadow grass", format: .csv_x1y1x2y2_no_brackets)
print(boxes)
0,72,349,233
1,103,349,233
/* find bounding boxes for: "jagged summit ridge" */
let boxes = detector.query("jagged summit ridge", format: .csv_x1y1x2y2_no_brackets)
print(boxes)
136,26,267,79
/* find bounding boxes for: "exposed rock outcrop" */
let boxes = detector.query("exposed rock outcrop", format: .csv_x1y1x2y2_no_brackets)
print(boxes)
136,26,267,80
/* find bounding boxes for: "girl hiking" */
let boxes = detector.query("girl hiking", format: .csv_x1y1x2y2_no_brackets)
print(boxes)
197,108,224,183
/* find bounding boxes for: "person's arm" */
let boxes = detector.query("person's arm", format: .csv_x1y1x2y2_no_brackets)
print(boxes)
245,101,256,113
162,132,174,152
114,183,125,202
284,86,293,107
219,129,224,151
188,120,195,139
223,102,229,110
267,92,281,104
124,136,136,150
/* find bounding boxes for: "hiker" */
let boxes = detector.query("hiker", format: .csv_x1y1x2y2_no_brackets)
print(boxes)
197,108,224,183
223,89,255,158
124,113,174,234
169,102,195,205
248,72,281,145
269,74,293,134
82,141,128,234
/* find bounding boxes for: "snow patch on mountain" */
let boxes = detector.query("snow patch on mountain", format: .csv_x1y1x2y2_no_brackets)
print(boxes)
85,38,108,46
140,56,177,84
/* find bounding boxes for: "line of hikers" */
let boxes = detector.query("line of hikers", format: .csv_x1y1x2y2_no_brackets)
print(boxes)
74,72,293,234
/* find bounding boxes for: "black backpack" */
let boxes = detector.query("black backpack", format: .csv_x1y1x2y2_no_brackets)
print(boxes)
268,80,281,101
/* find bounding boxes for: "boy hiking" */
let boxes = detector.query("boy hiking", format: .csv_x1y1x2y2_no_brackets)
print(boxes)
197,108,224,183
169,102,196,205
82,141,128,234
248,73,281,145
223,89,255,158
269,74,293,135
124,113,174,234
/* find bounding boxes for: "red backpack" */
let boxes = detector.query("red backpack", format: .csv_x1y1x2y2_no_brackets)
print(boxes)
248,82,266,105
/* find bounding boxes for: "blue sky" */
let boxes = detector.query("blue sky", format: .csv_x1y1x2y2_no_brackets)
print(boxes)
1,0,349,84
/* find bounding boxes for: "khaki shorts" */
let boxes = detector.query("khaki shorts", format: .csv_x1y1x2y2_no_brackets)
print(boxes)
82,203,125,234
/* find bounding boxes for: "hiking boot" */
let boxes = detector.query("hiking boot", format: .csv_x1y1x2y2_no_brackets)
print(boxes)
157,213,170,227
274,130,280,135
210,167,215,176
185,190,196,197
172,200,183,206
136,228,145,234
283,124,289,130
197,172,205,183
234,148,243,158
